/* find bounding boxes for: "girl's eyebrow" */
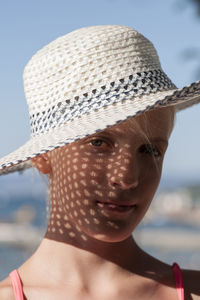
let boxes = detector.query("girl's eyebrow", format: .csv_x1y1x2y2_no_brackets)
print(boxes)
149,138,168,147
89,129,116,137
93,129,120,138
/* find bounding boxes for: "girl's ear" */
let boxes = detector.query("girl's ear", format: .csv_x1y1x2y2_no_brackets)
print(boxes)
31,153,52,174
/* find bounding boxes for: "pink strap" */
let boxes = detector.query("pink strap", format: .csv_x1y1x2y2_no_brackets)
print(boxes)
9,270,24,300
172,263,184,300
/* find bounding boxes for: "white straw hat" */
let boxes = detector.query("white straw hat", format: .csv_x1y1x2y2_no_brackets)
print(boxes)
0,25,200,175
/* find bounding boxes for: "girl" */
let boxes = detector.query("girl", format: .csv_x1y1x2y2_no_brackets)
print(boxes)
0,25,199,299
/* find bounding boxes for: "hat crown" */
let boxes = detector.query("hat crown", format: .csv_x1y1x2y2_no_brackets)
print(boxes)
23,25,161,113
22,25,176,139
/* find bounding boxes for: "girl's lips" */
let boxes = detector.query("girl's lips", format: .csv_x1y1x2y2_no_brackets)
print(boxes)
96,201,137,213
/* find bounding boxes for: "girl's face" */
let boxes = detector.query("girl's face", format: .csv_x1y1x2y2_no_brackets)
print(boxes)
47,107,174,242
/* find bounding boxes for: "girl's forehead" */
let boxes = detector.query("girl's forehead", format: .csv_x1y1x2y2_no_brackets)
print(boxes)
97,107,174,138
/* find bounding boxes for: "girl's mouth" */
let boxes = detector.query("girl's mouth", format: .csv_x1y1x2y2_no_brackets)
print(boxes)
96,201,137,213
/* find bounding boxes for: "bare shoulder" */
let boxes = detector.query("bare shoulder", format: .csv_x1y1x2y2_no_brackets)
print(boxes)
182,269,200,299
0,276,15,300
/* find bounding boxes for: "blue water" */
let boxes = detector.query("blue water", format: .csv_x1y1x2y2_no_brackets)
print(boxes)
0,192,48,280
139,216,200,232
0,195,47,227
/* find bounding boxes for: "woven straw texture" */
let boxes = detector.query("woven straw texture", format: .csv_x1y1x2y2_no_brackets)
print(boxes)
0,25,200,175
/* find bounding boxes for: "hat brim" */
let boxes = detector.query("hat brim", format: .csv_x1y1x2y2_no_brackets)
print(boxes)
0,81,200,175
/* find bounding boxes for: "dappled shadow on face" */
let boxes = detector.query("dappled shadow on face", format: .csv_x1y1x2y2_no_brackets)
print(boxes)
44,136,139,244
42,108,199,295
45,107,174,245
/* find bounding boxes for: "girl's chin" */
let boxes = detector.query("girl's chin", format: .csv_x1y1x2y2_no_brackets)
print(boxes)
92,234,133,243
89,227,136,243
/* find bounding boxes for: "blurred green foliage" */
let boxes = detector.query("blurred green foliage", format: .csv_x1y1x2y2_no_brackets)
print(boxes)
178,0,200,80
186,184,200,203
190,0,200,16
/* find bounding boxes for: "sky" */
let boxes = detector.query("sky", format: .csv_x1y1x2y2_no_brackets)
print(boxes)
0,0,200,187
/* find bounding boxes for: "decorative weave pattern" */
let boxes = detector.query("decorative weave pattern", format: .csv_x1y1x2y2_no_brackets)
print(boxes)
0,25,200,174
30,70,175,136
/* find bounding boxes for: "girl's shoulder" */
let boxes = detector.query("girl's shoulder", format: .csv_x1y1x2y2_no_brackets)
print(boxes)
155,265,200,300
0,276,15,300
182,268,200,299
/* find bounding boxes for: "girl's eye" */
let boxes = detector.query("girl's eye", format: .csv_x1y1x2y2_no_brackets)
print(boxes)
140,144,161,157
90,139,107,147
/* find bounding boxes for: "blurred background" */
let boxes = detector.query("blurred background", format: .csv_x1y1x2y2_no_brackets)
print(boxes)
0,0,200,280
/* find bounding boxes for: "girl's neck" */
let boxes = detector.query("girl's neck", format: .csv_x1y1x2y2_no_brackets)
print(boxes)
21,235,144,287
42,234,142,270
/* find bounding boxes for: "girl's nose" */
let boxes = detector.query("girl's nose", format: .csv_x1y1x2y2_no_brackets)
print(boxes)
108,153,139,190
109,176,139,190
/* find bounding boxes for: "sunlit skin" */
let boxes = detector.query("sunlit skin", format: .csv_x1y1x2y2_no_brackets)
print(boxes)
1,107,200,299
